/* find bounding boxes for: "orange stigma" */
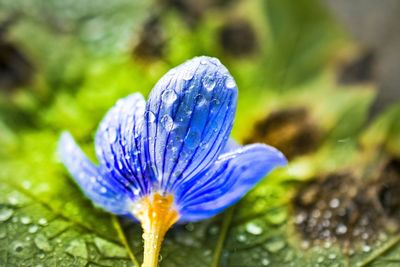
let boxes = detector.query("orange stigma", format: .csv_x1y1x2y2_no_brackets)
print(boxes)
132,193,179,267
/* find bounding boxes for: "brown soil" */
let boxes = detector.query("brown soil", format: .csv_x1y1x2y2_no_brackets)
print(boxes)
245,107,321,160
293,159,400,250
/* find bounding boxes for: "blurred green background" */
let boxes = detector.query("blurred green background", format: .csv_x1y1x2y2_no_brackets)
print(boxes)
0,0,399,266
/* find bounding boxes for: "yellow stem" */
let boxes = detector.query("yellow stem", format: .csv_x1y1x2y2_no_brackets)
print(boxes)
132,193,179,267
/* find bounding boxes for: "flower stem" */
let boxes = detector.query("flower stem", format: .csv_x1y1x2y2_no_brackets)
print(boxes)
142,223,166,267
133,193,179,267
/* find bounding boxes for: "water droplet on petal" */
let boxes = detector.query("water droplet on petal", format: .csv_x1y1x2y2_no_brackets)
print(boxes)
202,74,216,91
195,95,206,106
183,70,194,81
225,77,236,89
145,111,156,123
160,115,174,131
108,128,117,143
161,90,177,105
0,207,14,222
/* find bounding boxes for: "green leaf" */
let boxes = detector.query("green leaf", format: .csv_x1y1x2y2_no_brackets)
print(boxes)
0,132,140,267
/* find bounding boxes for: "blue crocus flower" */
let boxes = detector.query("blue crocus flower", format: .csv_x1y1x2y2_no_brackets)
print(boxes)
58,56,287,267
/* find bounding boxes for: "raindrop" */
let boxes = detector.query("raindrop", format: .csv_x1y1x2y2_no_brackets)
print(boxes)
34,234,53,252
160,115,174,131
20,216,31,225
329,198,340,209
261,258,270,266
264,238,286,253
202,74,216,91
108,128,117,143
195,94,206,106
161,90,177,105
362,245,371,253
145,111,156,123
328,253,336,260
335,224,347,235
266,208,287,225
200,58,208,65
225,77,236,89
13,241,24,253
8,195,19,206
100,187,107,194
245,222,263,235
0,207,14,222
38,218,48,226
183,70,194,81
158,254,163,262
236,234,247,242
28,225,39,234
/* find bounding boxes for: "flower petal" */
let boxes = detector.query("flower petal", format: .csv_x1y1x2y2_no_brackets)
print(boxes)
142,56,238,192
58,132,131,215
175,144,287,222
95,93,150,197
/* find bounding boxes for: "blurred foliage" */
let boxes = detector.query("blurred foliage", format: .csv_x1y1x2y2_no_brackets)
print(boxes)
0,0,400,266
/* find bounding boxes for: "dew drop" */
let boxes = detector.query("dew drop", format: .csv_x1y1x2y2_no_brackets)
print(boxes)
335,224,347,235
245,222,263,235
236,234,247,242
0,207,14,222
160,114,174,131
100,187,107,194
264,238,286,253
183,70,194,81
161,90,177,105
225,77,236,89
13,241,24,253
38,218,48,226
20,216,31,225
107,128,117,143
34,234,53,252
328,253,336,260
261,258,270,266
195,94,206,106
145,111,156,123
362,245,371,253
28,225,39,234
202,74,216,91
329,198,340,208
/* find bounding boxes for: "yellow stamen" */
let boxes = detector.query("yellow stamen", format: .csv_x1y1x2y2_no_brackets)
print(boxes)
132,193,179,267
